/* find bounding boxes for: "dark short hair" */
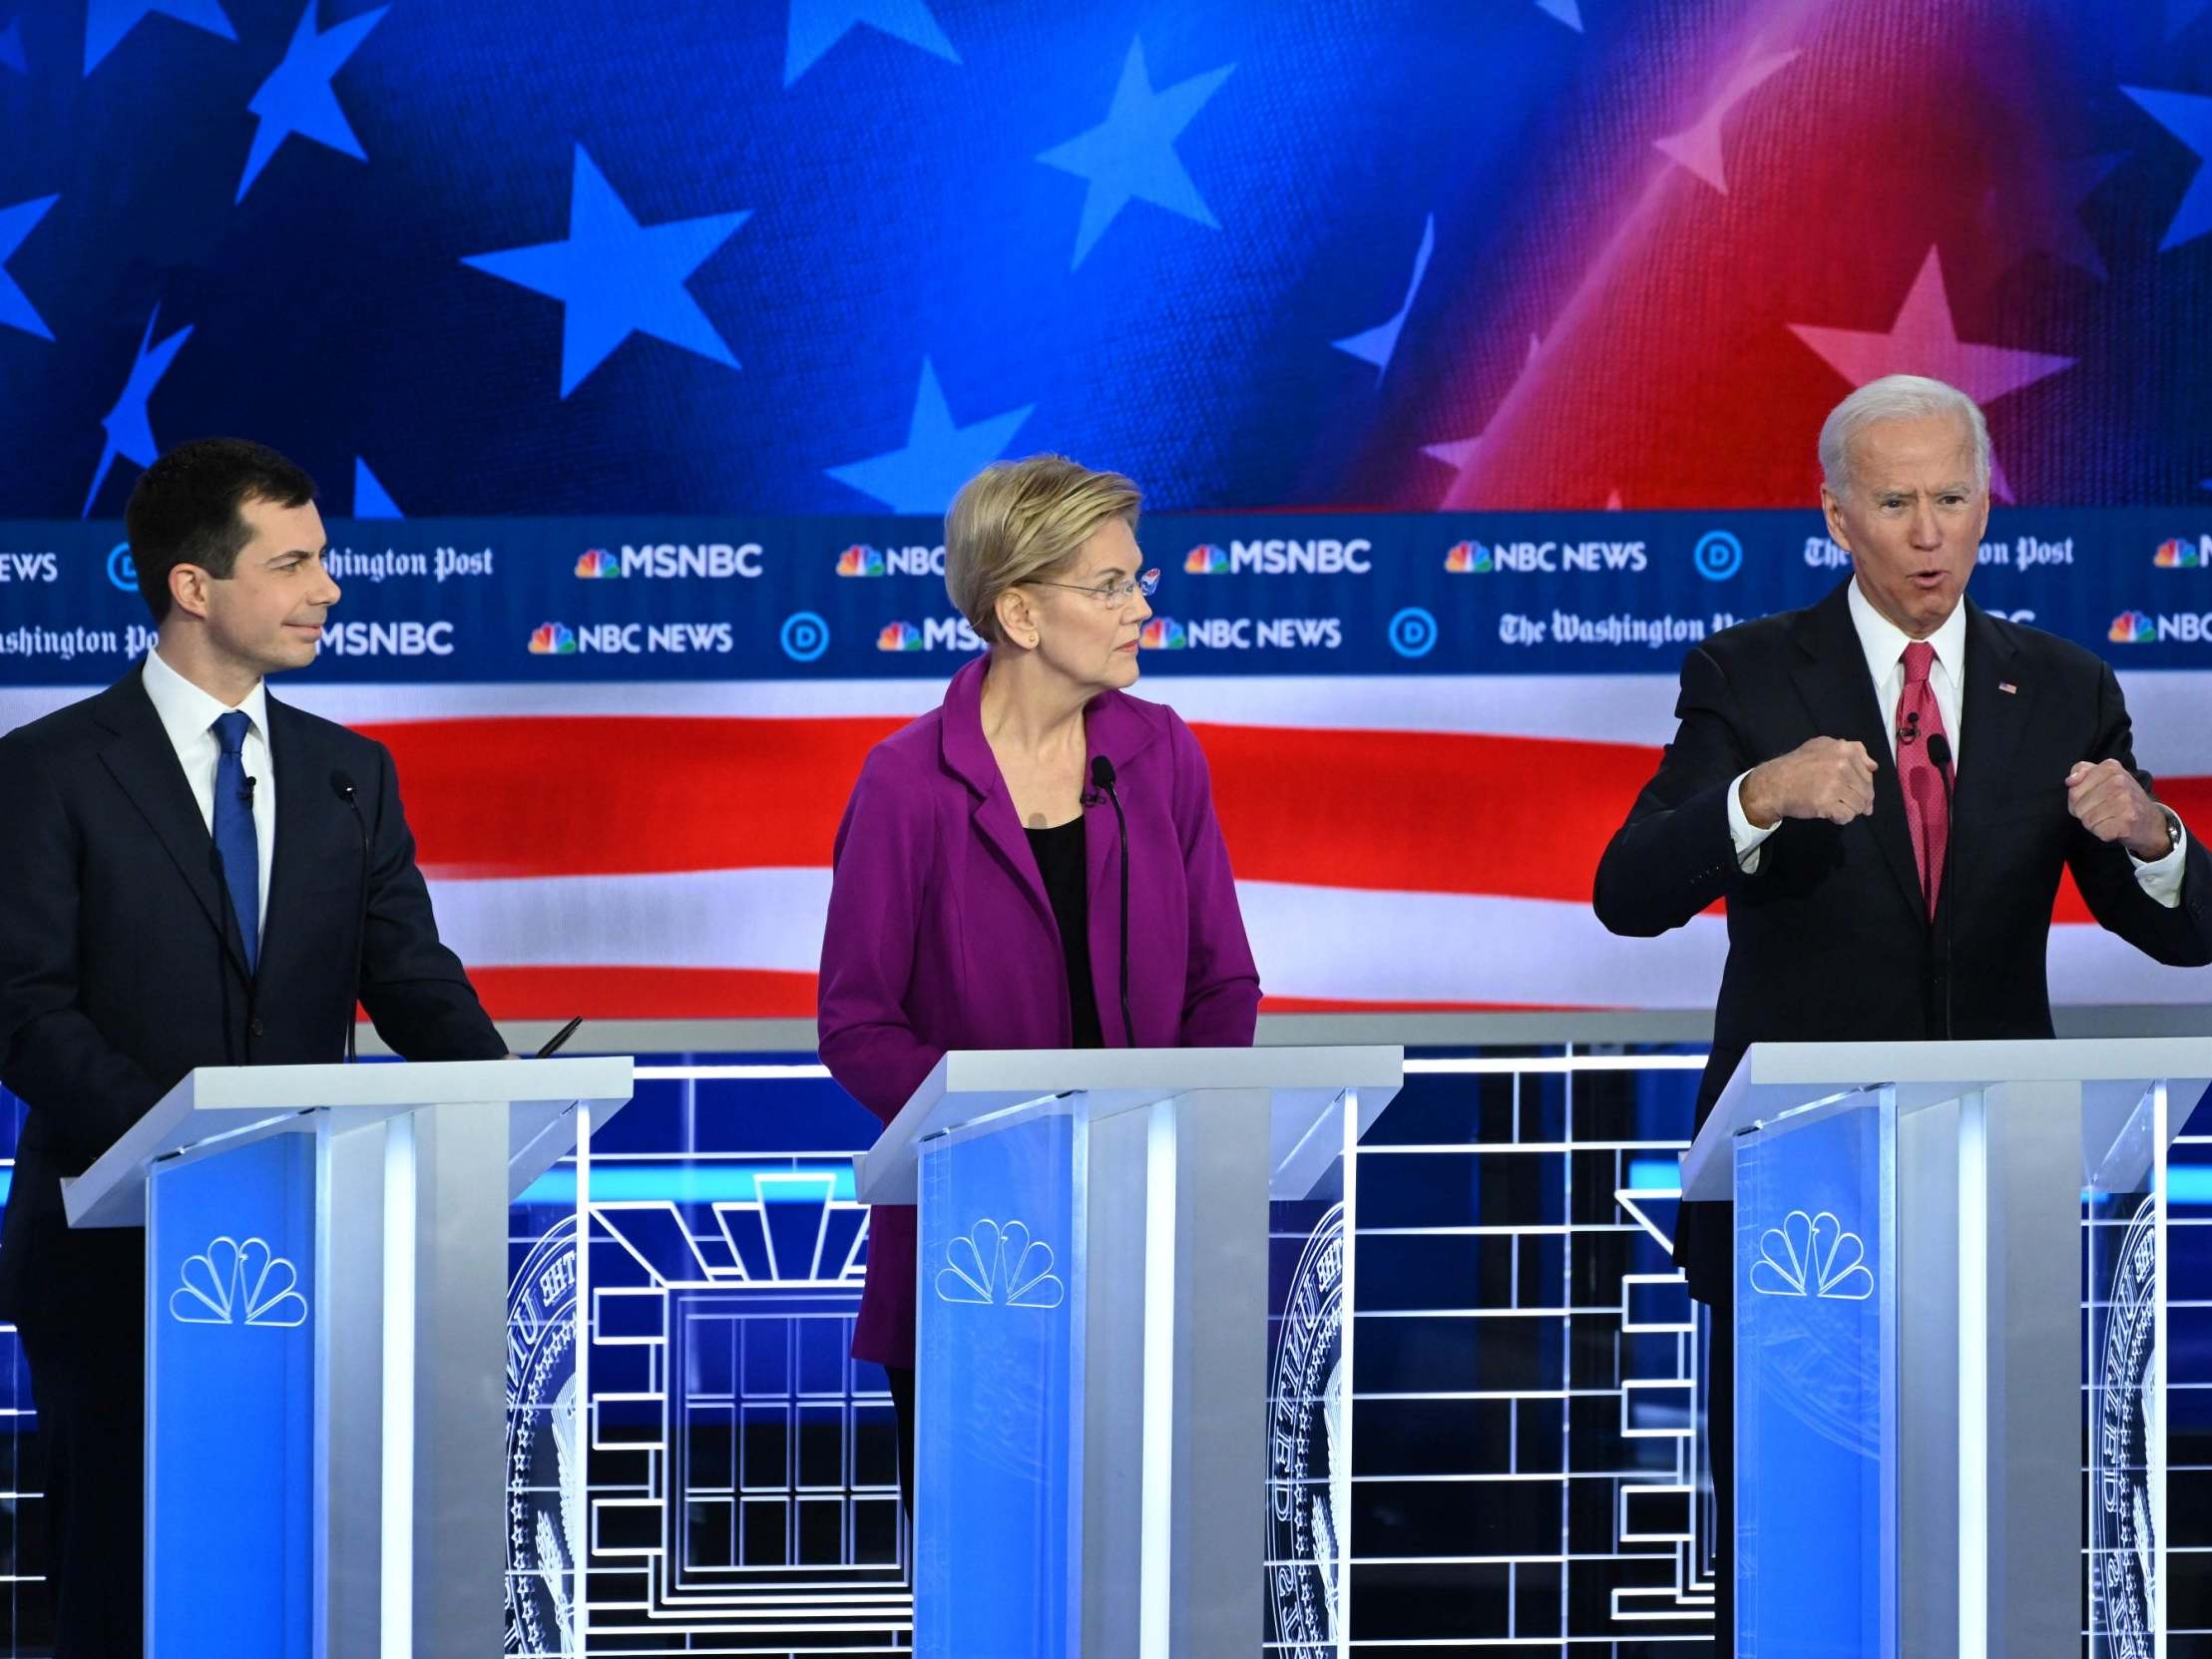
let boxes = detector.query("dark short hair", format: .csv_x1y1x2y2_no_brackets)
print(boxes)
124,438,318,622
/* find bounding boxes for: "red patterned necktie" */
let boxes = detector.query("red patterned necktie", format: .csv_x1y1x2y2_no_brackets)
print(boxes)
1897,640,1952,920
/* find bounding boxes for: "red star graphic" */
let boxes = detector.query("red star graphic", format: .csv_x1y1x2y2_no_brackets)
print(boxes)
1788,247,2074,501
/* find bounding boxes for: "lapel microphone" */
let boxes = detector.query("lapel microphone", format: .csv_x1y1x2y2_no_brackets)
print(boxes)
329,771,371,1063
1089,755,1135,1047
1925,733,1957,1039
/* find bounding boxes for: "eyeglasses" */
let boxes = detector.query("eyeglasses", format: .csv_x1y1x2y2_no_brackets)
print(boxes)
1025,568,1161,606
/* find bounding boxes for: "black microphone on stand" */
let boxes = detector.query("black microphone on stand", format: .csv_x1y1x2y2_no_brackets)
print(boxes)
1925,733,1957,1040
1089,755,1135,1046
329,770,371,1062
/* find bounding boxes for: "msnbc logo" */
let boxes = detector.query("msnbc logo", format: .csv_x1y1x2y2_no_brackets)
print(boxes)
1444,541,1493,574
2109,611,2156,644
2155,538,2206,569
837,545,887,577
876,622,925,651
529,622,577,654
1139,618,1187,649
1184,545,1229,575
575,549,621,579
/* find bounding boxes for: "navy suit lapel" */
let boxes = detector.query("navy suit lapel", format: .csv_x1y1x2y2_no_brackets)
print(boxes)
257,693,314,971
92,672,253,984
1950,602,2031,875
1788,585,1926,923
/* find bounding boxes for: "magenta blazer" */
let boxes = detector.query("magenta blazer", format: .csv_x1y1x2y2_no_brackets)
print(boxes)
817,655,1261,1366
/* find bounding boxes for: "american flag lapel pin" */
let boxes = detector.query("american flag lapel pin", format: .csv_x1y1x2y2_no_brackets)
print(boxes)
1997,680,2017,695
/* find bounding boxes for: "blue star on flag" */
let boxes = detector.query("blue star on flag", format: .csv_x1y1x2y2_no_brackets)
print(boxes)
236,1,388,204
2122,85,2212,251
825,358,1033,513
462,146,751,399
0,195,59,340
785,0,957,87
84,305,194,517
1038,38,1234,270
1334,213,1435,375
84,0,233,75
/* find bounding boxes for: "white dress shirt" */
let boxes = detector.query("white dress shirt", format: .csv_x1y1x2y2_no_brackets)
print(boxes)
142,646,276,929
1727,579,2185,906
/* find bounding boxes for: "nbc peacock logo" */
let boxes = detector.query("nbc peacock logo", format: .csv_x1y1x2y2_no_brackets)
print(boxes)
2154,538,2204,569
1444,540,1492,574
836,545,886,577
1184,545,1229,575
529,622,577,654
876,622,924,651
574,548,621,579
1139,617,1185,649
2109,611,2156,644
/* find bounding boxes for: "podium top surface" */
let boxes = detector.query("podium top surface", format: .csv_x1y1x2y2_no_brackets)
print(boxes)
64,1056,635,1229
854,1043,1404,1204
1680,1038,2212,1199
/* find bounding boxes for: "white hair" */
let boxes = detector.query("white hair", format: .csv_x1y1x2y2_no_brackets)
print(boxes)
1818,374,1991,500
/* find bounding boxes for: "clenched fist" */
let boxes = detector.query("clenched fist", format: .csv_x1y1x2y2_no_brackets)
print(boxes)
2067,759,2172,859
1741,736,1879,829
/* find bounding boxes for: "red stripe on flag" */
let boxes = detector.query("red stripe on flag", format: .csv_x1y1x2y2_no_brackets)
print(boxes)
462,966,820,1021
367,716,2212,918
366,715,1656,903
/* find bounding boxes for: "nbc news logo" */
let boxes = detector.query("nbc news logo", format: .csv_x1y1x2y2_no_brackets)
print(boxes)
1444,540,1493,574
529,622,577,654
2154,537,2212,569
840,544,944,577
2108,609,2212,644
1139,617,1187,649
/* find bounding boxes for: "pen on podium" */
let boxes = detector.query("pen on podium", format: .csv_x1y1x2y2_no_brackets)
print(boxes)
535,1016,584,1058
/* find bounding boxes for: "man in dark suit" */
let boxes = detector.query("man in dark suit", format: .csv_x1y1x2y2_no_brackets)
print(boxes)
0,438,507,1656
1593,374,2212,1649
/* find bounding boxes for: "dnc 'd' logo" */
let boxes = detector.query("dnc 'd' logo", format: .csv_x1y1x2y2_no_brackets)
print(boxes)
1269,1202,1347,1658
507,1216,584,1657
529,622,578,654
1444,540,1492,574
1139,617,1186,649
2110,611,2156,644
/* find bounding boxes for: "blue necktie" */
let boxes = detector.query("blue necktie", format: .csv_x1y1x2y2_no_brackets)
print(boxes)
212,710,259,973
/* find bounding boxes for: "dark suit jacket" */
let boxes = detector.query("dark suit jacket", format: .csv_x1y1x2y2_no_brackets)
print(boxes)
1594,583,2212,1302
0,668,506,1324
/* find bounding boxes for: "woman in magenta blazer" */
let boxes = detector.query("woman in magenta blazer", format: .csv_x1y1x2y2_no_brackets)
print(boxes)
816,456,1261,1504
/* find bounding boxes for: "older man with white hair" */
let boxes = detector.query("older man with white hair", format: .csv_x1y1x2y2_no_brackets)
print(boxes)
1593,372,2212,1648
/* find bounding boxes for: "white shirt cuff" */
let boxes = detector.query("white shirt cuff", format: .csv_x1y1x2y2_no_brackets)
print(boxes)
1727,769,1778,873
2130,808,2187,909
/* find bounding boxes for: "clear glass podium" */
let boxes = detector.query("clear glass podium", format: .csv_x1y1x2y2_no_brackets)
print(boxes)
1681,1038,2212,1658
60,1055,634,1659
853,1045,1403,1658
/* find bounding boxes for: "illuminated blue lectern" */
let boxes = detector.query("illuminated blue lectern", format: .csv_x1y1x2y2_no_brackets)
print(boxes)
61,1056,634,1658
854,1045,1402,1658
1683,1039,2211,1658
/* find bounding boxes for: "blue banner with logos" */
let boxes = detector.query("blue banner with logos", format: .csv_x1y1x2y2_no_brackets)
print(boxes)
3,511,2210,685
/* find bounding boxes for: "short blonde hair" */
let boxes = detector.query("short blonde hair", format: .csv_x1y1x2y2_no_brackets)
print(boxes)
944,455,1141,643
